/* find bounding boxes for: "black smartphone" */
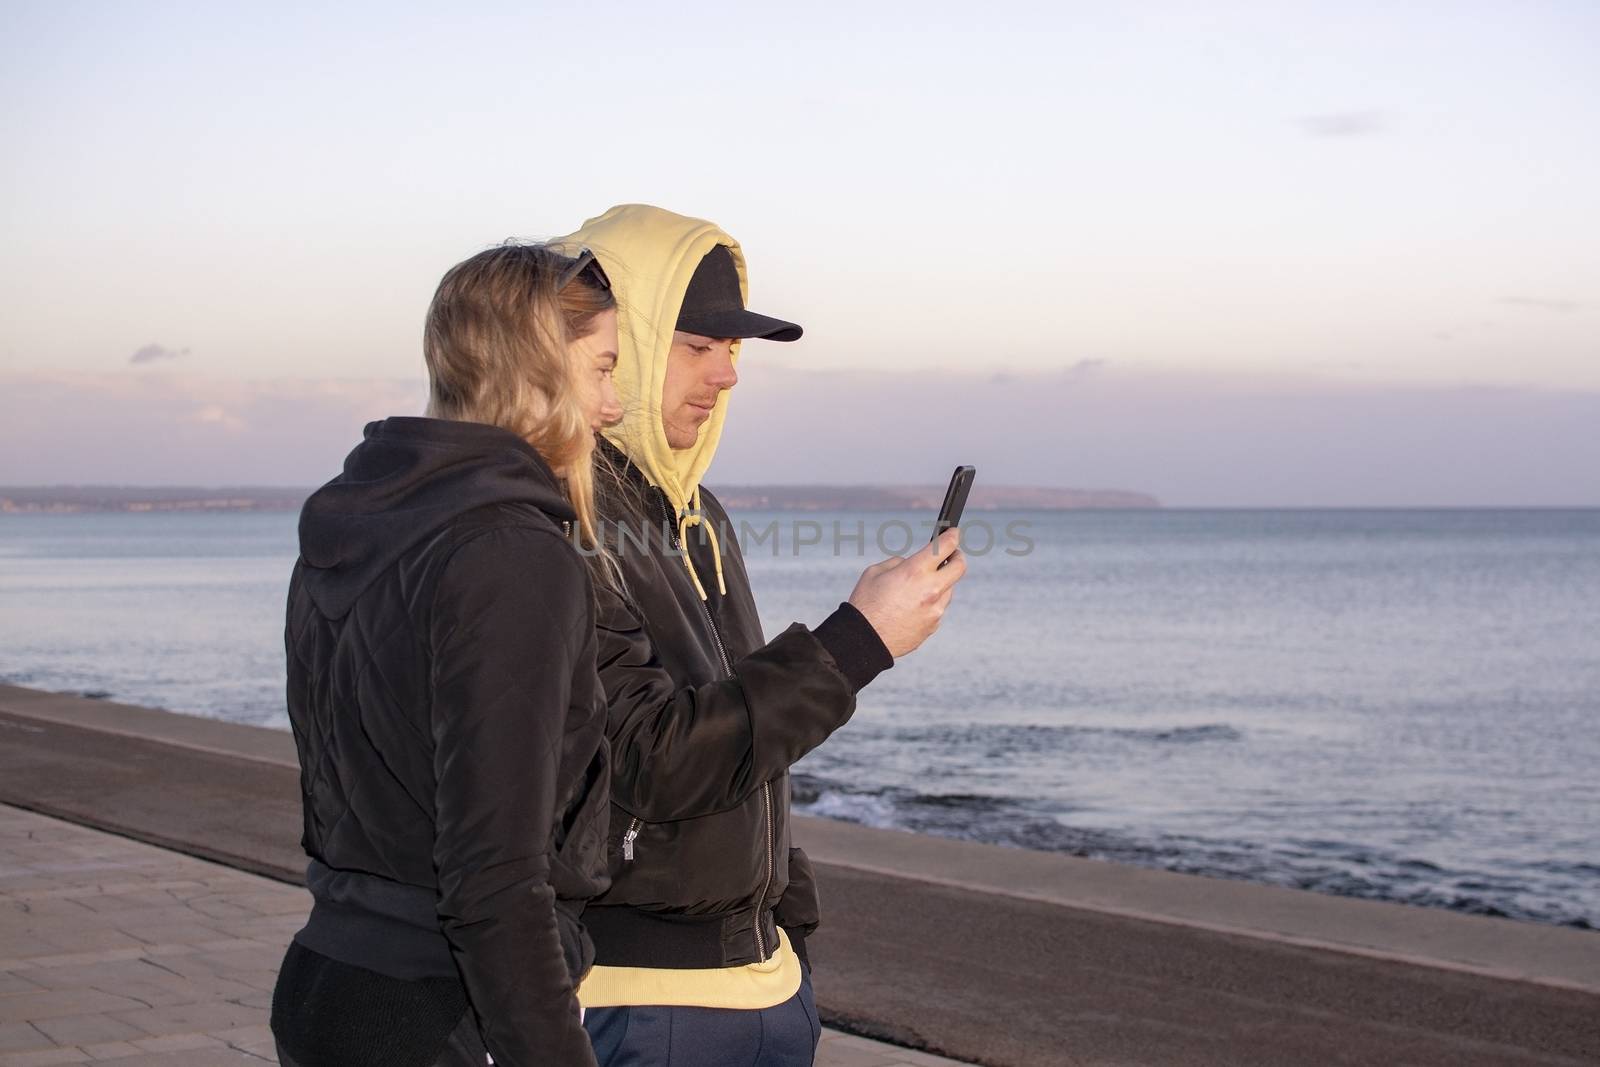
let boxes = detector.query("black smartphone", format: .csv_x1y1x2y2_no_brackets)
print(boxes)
931,465,976,562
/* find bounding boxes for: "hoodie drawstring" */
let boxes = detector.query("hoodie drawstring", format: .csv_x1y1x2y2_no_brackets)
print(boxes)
675,487,728,601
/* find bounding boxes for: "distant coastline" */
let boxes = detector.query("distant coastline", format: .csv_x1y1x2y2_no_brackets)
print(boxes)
0,484,1161,513
0,487,312,514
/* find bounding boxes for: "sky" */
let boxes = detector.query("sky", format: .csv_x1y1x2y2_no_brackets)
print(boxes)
2,1,1597,504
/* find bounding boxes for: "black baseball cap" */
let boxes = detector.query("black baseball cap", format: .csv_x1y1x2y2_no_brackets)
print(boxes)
675,245,803,342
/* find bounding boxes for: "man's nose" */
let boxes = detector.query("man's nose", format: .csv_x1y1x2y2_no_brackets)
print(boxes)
708,346,738,391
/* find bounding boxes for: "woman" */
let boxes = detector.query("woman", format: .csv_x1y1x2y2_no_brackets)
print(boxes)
270,244,622,1067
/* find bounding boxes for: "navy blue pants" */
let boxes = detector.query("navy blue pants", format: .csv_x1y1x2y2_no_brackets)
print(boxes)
583,968,820,1066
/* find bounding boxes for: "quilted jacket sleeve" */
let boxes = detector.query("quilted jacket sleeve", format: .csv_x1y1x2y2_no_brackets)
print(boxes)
597,584,891,823
428,526,597,1067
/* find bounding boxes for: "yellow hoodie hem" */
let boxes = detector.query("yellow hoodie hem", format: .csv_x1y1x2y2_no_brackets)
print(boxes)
576,928,801,1011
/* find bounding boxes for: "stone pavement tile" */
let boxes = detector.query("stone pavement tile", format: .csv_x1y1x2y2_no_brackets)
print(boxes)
106,1001,263,1039
127,965,260,1002
10,952,149,973
6,959,165,992
158,885,228,904
0,1049,91,1066
0,973,41,996
181,901,261,924
817,1034,906,1067
88,904,221,928
125,952,265,989
27,1013,146,1048
72,892,185,915
208,971,277,996
5,823,78,842
9,923,143,957
0,1023,51,1055
76,1042,144,1060
2,899,96,920
201,892,307,918
226,991,270,1013
128,1033,227,1053
0,938,61,962
145,940,262,959
110,924,234,950
11,882,199,902
95,979,235,1013
0,992,148,1026
19,862,128,880
819,1030,972,1067
204,1024,275,1059
200,918,300,948
0,879,57,895
875,1048,973,1067
185,946,287,975
85,1051,264,1066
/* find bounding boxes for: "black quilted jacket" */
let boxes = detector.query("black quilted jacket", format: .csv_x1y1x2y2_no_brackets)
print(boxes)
583,442,893,971
273,417,609,1067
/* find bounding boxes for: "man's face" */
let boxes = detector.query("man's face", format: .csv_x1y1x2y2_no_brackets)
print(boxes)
661,331,739,449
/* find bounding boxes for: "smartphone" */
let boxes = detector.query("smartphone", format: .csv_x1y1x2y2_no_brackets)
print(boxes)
931,466,976,564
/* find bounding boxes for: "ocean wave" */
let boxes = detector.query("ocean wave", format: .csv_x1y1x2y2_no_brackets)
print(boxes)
791,773,1599,929
862,721,1242,754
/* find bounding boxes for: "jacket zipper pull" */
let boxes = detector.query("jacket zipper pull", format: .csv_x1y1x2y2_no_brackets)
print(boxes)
622,821,640,862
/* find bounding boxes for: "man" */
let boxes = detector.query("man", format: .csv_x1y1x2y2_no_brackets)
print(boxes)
560,205,965,1066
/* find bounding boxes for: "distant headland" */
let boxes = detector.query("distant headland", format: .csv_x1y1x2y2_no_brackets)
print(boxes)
0,484,1160,513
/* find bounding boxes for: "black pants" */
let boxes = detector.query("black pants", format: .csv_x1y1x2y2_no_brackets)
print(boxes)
276,1009,489,1067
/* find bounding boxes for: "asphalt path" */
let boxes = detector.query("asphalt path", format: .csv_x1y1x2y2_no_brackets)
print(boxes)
2,709,1596,1066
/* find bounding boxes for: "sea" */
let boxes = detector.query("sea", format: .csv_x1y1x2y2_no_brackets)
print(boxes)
2,508,1597,930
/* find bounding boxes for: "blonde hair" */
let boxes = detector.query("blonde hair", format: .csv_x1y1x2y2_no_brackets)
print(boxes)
423,242,612,552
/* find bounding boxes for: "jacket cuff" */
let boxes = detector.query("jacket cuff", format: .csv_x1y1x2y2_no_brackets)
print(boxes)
812,603,894,693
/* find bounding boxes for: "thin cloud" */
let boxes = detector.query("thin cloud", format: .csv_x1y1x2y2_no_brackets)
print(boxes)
1295,111,1385,138
0,371,428,485
1499,297,1583,314
129,343,191,365
1066,358,1108,378
188,404,247,432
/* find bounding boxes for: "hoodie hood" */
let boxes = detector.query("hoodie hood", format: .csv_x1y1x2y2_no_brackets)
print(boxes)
297,416,576,618
556,204,747,518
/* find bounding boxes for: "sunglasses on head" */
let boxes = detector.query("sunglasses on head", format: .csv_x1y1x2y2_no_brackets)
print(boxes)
557,247,611,292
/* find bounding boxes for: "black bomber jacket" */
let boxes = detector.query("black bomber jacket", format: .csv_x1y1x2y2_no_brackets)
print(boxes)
584,441,893,970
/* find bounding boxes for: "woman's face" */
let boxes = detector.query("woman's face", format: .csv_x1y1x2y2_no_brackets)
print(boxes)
569,308,622,431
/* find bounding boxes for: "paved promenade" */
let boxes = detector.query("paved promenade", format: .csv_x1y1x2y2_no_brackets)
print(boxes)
2,686,1598,1066
0,805,966,1067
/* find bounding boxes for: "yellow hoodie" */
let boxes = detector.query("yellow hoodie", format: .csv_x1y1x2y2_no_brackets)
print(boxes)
557,204,751,599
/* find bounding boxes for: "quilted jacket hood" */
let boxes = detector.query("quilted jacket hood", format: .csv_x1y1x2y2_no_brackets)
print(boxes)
297,416,576,618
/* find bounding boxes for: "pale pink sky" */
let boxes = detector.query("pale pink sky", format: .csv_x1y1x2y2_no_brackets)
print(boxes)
3,3,1597,504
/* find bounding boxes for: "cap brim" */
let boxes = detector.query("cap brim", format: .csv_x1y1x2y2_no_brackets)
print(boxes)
676,308,803,343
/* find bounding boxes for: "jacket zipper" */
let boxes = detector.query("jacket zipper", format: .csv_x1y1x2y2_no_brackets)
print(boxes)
755,783,775,958
622,817,641,861
660,491,775,959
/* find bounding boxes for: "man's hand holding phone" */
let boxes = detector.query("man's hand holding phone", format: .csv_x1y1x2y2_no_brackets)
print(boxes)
848,527,966,658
